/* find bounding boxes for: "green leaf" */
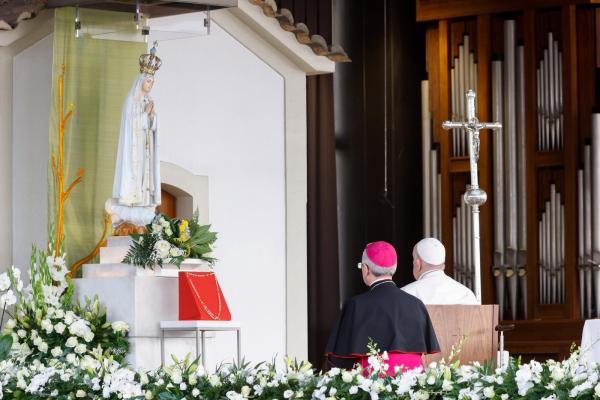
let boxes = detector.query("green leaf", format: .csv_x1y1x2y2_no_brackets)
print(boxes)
0,333,13,361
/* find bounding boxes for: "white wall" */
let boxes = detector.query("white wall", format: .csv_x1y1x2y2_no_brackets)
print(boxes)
12,34,53,270
0,47,13,271
149,14,287,366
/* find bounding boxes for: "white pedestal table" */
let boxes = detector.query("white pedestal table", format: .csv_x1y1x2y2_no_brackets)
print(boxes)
160,320,242,369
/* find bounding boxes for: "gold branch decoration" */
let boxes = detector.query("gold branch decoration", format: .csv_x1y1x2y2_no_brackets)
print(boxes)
51,64,85,258
69,212,112,277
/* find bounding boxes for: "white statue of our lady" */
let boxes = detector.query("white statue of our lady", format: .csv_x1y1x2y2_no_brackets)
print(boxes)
106,44,162,232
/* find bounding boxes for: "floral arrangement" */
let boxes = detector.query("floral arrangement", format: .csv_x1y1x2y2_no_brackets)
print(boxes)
122,211,218,269
2,237,600,400
3,331,600,399
0,235,130,384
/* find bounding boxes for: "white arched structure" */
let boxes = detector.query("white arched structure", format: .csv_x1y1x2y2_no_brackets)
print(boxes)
160,161,209,225
209,2,335,359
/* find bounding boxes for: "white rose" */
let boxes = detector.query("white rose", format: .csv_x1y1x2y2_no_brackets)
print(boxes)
349,386,358,395
414,390,429,400
37,341,48,353
188,374,198,385
145,391,154,400
75,343,87,354
55,309,65,319
112,321,129,334
551,367,564,381
226,391,238,400
66,353,77,364
165,228,173,236
83,331,94,343
41,319,53,334
0,273,10,291
65,337,78,348
426,375,436,385
54,322,66,334
342,371,353,383
329,367,341,376
76,390,86,398
180,382,187,390
483,386,495,399
209,375,221,387
154,240,172,259
170,247,182,257
19,342,31,355
69,319,91,337
17,329,26,338
241,386,251,397
284,390,294,399
51,347,63,357
171,372,183,384
192,388,200,397
64,311,76,325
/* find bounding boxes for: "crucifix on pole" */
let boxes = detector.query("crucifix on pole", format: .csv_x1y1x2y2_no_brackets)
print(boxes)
442,90,502,303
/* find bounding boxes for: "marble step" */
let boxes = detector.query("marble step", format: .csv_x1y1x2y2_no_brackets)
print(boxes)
83,259,212,278
107,236,134,247
100,246,130,264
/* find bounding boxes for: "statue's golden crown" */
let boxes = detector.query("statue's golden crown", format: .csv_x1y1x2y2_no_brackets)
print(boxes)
139,45,162,75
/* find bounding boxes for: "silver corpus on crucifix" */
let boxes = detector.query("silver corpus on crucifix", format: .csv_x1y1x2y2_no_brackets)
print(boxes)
443,90,502,303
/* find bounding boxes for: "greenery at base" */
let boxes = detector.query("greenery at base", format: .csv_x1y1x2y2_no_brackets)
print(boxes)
122,211,217,269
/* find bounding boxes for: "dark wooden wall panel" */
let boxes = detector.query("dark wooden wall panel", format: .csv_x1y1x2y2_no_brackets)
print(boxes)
334,0,426,299
276,0,340,368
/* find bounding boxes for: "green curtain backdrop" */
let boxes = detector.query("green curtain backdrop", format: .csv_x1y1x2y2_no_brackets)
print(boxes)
49,8,146,268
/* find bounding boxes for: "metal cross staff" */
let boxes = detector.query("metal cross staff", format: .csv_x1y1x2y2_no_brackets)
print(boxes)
442,90,502,303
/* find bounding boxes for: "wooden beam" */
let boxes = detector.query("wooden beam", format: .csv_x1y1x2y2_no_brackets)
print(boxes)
523,9,539,318
416,0,589,22
477,14,493,305
438,19,453,277
596,9,600,68
427,26,441,143
561,4,579,319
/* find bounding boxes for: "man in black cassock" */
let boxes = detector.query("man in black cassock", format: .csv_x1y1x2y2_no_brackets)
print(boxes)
325,241,440,372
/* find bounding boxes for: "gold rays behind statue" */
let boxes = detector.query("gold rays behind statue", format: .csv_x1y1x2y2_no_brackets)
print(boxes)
51,64,83,258
50,64,111,277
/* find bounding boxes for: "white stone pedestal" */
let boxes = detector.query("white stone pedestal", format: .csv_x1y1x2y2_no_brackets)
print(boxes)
74,236,214,369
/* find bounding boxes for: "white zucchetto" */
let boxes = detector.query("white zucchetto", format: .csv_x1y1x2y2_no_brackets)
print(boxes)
416,238,446,266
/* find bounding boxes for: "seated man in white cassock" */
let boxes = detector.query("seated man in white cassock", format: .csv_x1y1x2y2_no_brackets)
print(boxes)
401,238,479,305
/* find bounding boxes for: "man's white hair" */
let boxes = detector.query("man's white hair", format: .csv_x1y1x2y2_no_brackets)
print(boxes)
362,251,397,277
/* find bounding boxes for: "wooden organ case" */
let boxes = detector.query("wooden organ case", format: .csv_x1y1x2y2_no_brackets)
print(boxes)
418,0,600,360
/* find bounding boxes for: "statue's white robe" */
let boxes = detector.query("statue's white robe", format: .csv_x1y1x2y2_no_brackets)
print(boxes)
112,74,161,208
401,270,479,305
